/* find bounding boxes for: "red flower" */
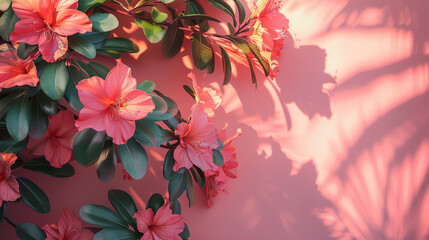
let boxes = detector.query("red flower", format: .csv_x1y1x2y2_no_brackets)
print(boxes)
43,209,93,240
0,153,20,204
10,0,92,62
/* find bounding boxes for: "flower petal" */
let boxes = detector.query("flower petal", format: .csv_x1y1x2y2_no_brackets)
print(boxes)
58,209,82,238
134,209,154,234
0,177,20,202
119,90,155,120
75,108,106,132
173,145,193,171
76,76,108,111
27,134,50,155
56,0,78,11
186,145,217,171
105,63,136,99
0,153,17,179
9,18,45,45
104,113,135,145
44,138,72,168
54,9,92,36
38,32,68,63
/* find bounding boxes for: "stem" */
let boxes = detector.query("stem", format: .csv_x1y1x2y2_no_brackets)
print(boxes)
5,217,17,228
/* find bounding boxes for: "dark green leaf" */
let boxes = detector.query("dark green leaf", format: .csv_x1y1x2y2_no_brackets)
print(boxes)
80,204,129,229
177,14,220,23
213,149,223,166
216,138,224,150
145,93,178,121
0,129,28,154
179,223,190,239
77,31,110,49
17,177,50,214
168,172,187,202
69,35,96,59
89,13,119,32
227,22,235,35
6,95,31,141
0,0,11,11
0,202,5,223
0,93,23,119
189,166,205,189
161,17,184,58
136,80,155,93
78,0,107,12
17,42,38,61
16,222,46,240
40,61,69,100
28,96,48,139
133,120,163,147
94,229,140,240
245,53,257,89
96,50,121,59
65,66,84,111
117,138,148,180
96,141,117,183
38,91,58,116
146,193,165,214
0,7,18,42
73,60,97,78
108,190,138,230
185,171,194,207
169,199,181,214
208,0,236,26
163,149,175,180
219,46,232,85
133,0,153,9
183,85,195,100
135,18,166,44
206,46,215,74
191,33,213,70
233,0,246,24
88,62,110,79
151,7,168,23
247,42,270,77
100,38,139,53
73,129,107,166
23,158,75,178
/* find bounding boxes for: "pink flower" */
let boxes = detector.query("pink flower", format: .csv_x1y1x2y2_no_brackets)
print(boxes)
10,0,92,63
0,44,39,91
27,111,77,168
43,209,94,240
204,123,241,208
187,72,221,117
0,153,20,204
75,62,155,145
173,102,219,172
133,202,185,240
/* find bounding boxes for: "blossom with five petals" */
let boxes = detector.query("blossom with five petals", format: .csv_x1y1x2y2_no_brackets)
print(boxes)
43,209,94,240
0,43,39,92
27,111,77,168
174,102,219,172
0,153,20,204
187,72,221,118
10,0,92,63
75,63,155,145
133,202,185,240
204,123,242,208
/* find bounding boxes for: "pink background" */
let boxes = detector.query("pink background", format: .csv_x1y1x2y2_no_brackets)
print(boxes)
2,0,429,239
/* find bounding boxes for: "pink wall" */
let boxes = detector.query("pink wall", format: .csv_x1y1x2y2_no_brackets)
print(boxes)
2,0,429,239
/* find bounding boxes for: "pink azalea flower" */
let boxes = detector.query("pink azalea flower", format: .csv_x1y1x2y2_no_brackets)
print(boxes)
0,153,20,204
75,63,155,145
0,44,39,91
43,209,94,240
10,0,92,63
133,202,185,240
173,102,219,172
187,72,221,117
27,111,77,168
204,123,241,208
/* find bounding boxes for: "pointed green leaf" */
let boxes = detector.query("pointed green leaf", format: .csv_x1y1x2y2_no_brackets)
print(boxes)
16,222,46,240
219,45,232,85
17,177,50,214
88,62,109,79
89,13,119,32
0,202,6,223
65,66,84,111
161,19,184,58
0,7,18,42
96,141,117,183
0,93,23,119
78,0,107,12
17,42,38,60
208,0,236,26
185,171,194,207
191,33,213,70
94,229,140,240
73,129,107,166
69,35,96,59
135,18,166,43
6,95,31,141
233,0,246,24
163,149,175,180
108,190,138,230
22,158,75,178
28,96,48,139
136,80,156,93
146,193,165,214
117,138,148,180
40,61,69,101
151,7,168,23
0,128,28,154
80,204,129,229
213,149,223,166
100,38,139,53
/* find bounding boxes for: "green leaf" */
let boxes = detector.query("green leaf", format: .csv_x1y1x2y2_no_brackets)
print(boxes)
96,50,121,59
206,46,215,74
117,138,148,180
38,91,58,116
96,141,117,183
28,96,48,139
74,60,97,78
6,95,31,141
80,204,129,229
133,120,163,147
77,31,110,49
88,62,110,79
183,85,195,100
0,0,11,11
65,66,84,111
247,42,270,77
191,33,213,70
227,22,235,36
22,158,75,178
17,177,50,214
94,229,140,240
213,149,224,166
69,35,96,59
179,223,190,239
208,0,236,26
40,61,69,101
216,138,224,150
168,172,187,202
0,202,6,223
161,17,184,58
133,0,153,10
73,129,107,166
78,0,107,12
161,0,174,3
16,222,46,240
0,7,18,42
163,149,175,180
151,7,168,23
245,53,257,89
219,46,232,85
17,42,38,60
169,199,181,214
89,13,119,32
0,128,28,154
177,14,220,23
108,190,138,230
189,166,205,189
185,171,194,207
136,80,156,93
233,0,246,24
0,93,23,119
100,38,139,53
135,18,166,44
145,93,178,121
146,193,164,214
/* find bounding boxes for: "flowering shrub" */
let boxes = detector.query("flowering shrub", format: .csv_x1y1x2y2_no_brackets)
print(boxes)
0,0,288,238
